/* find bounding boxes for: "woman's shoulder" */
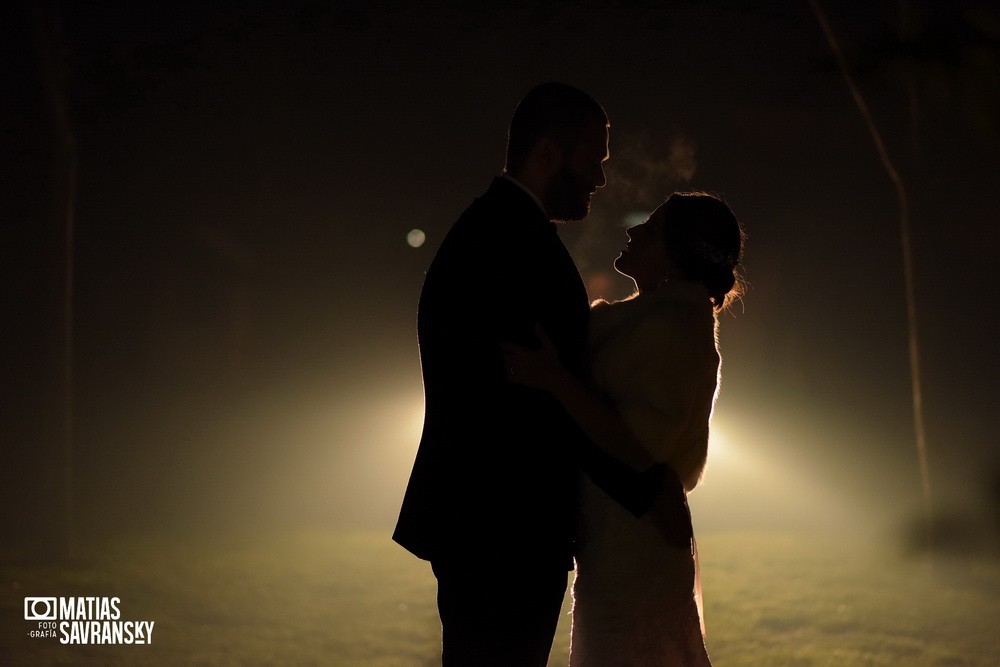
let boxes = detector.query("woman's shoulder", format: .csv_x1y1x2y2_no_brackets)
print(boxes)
595,282,712,327
588,286,711,364
588,294,631,330
588,292,646,346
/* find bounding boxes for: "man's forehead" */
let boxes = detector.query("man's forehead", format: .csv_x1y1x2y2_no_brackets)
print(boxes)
576,123,610,154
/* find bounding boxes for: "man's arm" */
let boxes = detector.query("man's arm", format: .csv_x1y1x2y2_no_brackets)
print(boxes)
501,330,679,518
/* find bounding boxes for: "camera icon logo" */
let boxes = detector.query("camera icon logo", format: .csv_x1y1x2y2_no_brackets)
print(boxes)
24,598,58,621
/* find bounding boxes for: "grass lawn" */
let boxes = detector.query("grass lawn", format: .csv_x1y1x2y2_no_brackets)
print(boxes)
2,528,997,665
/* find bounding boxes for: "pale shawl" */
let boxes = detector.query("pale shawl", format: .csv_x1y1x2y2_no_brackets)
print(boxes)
570,279,719,667
588,279,719,490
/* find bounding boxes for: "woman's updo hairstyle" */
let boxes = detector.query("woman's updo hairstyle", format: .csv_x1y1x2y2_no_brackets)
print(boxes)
660,192,744,311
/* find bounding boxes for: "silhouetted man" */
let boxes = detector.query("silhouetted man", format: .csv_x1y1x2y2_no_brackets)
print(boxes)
394,82,656,666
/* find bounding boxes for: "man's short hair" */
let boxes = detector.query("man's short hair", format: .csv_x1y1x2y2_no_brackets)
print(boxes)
505,82,608,174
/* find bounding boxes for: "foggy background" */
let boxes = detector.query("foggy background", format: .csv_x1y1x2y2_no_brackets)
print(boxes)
4,0,999,559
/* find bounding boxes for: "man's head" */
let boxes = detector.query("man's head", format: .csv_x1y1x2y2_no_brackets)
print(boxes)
504,82,609,222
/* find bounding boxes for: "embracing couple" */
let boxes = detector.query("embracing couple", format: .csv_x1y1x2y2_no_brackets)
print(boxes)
393,82,744,666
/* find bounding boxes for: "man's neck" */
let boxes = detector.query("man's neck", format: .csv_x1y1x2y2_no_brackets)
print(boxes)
501,172,548,219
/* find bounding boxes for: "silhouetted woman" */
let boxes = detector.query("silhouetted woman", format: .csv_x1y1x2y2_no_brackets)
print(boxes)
503,192,744,665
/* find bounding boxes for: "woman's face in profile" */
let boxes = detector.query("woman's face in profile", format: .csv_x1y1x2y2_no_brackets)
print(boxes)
614,205,674,289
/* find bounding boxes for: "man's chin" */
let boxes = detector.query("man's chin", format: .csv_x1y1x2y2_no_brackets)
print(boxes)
550,202,591,223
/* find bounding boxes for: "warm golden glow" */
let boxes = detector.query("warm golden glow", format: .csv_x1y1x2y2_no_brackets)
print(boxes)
691,415,858,533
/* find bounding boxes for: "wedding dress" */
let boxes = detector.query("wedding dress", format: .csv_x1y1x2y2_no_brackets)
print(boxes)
571,279,719,666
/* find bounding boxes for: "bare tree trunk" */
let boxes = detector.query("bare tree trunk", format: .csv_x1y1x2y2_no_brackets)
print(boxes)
808,0,933,549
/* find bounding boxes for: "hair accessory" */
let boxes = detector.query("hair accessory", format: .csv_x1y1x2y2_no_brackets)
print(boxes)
693,238,737,268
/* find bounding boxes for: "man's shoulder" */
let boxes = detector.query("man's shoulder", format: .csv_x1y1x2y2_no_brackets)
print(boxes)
435,180,543,254
461,178,545,223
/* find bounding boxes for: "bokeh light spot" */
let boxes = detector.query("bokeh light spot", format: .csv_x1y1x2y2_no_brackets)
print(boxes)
407,229,426,248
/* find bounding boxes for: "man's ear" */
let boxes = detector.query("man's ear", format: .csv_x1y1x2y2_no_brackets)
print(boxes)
534,137,563,175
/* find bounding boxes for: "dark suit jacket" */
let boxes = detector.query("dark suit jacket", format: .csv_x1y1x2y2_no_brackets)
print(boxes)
393,177,590,570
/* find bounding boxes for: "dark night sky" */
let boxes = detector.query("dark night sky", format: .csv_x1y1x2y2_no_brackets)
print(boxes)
4,1,999,546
